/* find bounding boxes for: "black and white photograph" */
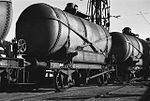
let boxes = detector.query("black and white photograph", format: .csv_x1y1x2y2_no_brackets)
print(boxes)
0,0,150,100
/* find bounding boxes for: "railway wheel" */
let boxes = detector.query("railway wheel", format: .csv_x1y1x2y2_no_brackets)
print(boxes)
53,70,64,92
72,70,81,86
0,71,9,91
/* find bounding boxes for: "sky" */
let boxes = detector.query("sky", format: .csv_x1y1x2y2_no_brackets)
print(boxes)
6,0,150,41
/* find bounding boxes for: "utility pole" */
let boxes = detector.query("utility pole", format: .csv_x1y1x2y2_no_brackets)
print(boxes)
86,0,110,30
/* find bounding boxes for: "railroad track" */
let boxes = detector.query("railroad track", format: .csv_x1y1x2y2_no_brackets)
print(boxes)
0,88,56,101
2,83,146,101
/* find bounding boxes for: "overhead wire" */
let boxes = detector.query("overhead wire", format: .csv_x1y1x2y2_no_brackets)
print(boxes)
139,11,150,26
111,12,150,18
111,11,150,26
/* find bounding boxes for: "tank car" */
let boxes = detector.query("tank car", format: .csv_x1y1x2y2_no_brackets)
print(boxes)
109,31,150,82
16,3,113,89
109,32,143,64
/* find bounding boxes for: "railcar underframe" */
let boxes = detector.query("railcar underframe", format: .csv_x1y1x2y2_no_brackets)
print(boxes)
0,54,116,91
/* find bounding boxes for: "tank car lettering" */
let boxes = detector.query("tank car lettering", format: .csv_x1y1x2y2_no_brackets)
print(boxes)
0,58,21,68
50,62,60,69
73,64,102,69
60,64,73,69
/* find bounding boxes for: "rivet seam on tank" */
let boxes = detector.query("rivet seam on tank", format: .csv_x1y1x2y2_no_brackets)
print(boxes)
61,10,70,48
0,1,11,40
49,7,62,53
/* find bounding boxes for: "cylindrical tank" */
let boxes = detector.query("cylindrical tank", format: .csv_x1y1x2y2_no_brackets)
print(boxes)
0,0,12,40
16,3,69,56
16,3,111,61
110,32,143,63
139,39,150,66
